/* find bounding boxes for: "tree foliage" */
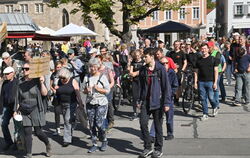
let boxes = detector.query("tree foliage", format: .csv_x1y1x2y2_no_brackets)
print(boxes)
49,0,192,41
207,0,216,9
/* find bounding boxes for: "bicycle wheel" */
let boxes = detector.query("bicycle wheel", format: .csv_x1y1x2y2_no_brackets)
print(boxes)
182,86,195,114
113,85,122,111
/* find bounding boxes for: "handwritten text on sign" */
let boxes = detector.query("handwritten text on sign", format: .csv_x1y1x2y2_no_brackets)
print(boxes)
29,56,50,78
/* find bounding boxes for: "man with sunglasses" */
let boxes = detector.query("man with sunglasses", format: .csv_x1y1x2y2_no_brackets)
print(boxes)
0,67,18,151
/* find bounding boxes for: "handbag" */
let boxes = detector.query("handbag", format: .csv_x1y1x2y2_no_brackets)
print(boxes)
76,106,88,129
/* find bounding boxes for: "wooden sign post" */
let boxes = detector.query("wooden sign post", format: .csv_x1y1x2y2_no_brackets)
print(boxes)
29,56,50,78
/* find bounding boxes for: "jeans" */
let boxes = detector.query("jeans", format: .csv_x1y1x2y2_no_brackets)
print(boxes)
61,102,77,143
140,104,163,152
198,81,218,115
225,64,233,85
214,75,220,108
235,73,250,103
87,104,108,145
219,73,226,100
149,104,174,137
1,107,14,145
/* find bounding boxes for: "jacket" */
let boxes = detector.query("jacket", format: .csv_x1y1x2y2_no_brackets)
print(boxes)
167,69,179,96
138,61,172,110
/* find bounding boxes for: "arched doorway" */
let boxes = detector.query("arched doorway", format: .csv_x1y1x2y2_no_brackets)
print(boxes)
62,9,69,27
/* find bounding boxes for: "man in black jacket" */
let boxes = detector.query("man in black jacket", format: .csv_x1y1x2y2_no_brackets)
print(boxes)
138,48,172,158
0,67,19,151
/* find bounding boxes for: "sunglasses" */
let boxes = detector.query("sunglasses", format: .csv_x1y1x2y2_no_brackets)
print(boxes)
22,67,30,71
68,53,73,55
59,76,67,80
4,72,12,75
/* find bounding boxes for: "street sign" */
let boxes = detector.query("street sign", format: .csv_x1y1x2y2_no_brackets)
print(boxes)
29,56,50,78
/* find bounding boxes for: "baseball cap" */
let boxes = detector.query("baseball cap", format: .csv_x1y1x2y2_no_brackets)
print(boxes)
2,52,10,58
207,41,215,48
67,49,74,54
3,67,14,74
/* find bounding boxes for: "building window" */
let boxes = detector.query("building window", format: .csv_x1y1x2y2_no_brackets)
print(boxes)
35,3,44,13
234,5,243,15
179,8,185,19
193,7,199,19
165,10,171,20
152,11,158,20
5,5,13,13
20,4,28,13
209,27,213,33
62,9,69,27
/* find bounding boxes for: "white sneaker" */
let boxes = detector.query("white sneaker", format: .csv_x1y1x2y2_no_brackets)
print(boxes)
212,107,219,117
201,114,209,121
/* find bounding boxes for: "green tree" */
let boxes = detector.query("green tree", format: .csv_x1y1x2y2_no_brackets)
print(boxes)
207,0,216,9
49,0,192,42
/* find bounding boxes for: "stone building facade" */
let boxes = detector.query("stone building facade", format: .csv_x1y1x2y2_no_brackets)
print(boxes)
0,0,123,45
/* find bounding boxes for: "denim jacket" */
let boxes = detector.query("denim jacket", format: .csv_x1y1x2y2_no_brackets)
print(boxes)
138,61,172,110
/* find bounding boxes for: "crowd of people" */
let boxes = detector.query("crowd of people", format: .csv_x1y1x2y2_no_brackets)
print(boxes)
0,33,250,158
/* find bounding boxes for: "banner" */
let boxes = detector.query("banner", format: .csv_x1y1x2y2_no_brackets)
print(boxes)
0,22,7,43
29,56,50,78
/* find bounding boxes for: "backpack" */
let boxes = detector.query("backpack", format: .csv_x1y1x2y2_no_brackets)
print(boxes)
85,73,104,88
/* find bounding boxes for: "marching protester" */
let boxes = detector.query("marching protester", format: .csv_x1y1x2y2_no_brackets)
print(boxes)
194,43,219,120
50,61,62,136
82,58,110,153
167,40,187,106
0,67,19,151
0,52,18,78
97,54,115,130
128,49,144,121
234,45,250,106
55,68,81,147
137,48,172,158
149,56,178,142
13,63,52,158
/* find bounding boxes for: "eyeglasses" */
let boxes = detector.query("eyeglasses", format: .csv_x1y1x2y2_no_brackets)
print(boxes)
59,76,67,80
22,67,30,71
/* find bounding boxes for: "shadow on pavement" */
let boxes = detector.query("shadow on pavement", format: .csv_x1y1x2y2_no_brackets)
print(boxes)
113,127,141,138
108,138,142,155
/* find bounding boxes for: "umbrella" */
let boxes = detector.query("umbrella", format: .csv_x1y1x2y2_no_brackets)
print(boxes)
54,23,97,36
36,26,56,35
143,20,193,33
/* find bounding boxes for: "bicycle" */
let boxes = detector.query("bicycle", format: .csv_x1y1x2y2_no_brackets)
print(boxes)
181,69,195,114
112,83,122,111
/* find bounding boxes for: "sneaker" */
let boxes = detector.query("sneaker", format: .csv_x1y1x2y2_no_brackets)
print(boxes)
130,113,139,121
53,128,60,136
139,149,153,158
151,150,163,158
46,143,52,157
234,101,241,106
100,141,108,151
88,145,98,153
201,114,208,121
24,153,32,158
108,122,114,129
62,142,70,147
212,107,219,117
165,135,174,140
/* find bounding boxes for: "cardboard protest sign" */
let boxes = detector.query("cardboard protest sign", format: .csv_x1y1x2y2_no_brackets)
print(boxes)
0,22,7,43
29,56,50,78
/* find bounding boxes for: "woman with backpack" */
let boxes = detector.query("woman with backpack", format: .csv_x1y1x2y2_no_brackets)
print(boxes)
82,58,110,153
13,63,52,158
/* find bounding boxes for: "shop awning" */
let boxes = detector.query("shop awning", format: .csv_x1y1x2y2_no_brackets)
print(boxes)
6,32,70,41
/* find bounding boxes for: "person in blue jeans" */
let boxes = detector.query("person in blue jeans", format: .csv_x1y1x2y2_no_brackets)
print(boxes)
194,43,219,121
234,47,250,106
0,67,19,151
